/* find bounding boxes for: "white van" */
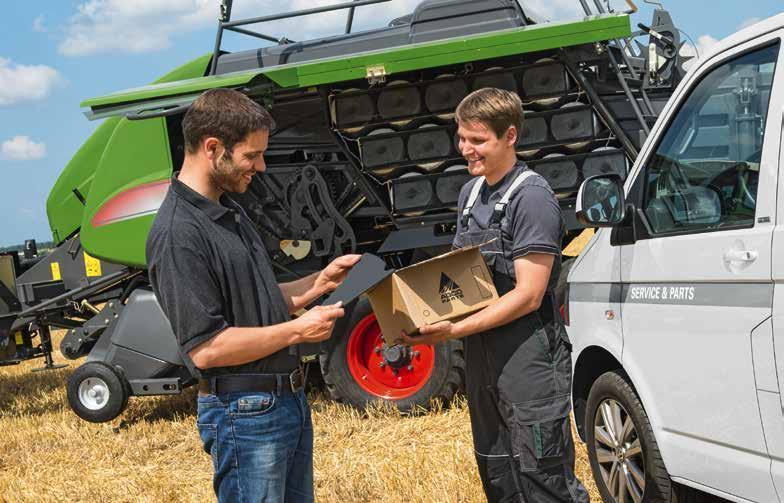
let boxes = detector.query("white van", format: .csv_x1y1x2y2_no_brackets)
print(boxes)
567,13,784,503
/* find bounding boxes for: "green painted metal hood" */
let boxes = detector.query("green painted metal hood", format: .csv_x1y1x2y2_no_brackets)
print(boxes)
81,13,631,117
47,54,212,244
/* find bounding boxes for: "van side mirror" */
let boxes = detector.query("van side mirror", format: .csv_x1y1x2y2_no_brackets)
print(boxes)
576,174,626,227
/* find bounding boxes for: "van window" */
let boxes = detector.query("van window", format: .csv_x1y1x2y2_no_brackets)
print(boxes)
641,43,779,235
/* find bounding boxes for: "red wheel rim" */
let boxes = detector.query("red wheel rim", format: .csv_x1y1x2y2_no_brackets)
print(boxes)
346,313,435,400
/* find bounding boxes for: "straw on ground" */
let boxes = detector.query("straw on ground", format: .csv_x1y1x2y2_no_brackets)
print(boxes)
0,331,599,502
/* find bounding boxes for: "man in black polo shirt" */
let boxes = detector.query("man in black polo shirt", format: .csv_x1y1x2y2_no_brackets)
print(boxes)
146,88,359,503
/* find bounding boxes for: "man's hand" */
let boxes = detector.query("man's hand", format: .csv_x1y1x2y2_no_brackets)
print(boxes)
399,320,456,346
314,254,362,294
292,302,345,344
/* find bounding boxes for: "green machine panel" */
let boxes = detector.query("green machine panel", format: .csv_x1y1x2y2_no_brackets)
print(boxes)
79,117,173,268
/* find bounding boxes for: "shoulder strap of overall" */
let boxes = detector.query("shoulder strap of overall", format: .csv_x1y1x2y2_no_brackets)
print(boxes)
491,169,536,224
461,176,485,225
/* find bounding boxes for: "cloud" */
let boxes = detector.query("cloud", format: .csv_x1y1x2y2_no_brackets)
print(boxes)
0,58,62,105
1,136,47,161
680,35,720,69
59,0,588,58
738,17,762,31
33,15,46,33
59,0,219,56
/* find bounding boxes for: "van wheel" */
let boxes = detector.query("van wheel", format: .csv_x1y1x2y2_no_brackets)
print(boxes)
67,361,129,423
586,371,689,503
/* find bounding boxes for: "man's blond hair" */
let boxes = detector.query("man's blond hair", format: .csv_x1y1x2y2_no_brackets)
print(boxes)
455,88,523,139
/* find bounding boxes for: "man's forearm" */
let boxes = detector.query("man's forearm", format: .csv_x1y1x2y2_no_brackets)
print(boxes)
279,271,323,313
189,322,300,369
453,287,542,339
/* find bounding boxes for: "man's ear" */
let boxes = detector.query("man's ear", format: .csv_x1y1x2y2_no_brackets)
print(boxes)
203,137,222,160
505,125,518,147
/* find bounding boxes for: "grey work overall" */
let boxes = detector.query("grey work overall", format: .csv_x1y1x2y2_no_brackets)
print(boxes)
454,168,589,503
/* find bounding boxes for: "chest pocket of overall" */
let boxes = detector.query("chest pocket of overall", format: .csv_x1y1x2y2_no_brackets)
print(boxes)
453,229,510,280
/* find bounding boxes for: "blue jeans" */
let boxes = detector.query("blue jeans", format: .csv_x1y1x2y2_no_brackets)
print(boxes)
196,388,314,503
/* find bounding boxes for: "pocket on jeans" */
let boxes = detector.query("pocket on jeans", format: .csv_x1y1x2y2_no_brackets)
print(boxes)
197,422,217,459
231,392,276,417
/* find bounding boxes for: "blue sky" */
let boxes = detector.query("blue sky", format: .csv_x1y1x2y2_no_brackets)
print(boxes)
1,0,782,247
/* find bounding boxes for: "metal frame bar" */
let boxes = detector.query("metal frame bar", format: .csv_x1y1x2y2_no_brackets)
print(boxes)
210,0,392,75
560,49,639,159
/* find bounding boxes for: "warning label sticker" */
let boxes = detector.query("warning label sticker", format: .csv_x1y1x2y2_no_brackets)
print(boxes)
84,252,102,277
50,262,61,281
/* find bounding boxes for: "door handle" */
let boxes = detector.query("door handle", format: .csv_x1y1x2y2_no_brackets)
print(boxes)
723,250,758,262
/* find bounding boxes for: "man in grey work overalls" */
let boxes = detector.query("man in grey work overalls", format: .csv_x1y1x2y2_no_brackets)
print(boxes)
401,88,589,503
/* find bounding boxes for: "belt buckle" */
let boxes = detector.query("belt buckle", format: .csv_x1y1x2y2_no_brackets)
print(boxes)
289,367,304,393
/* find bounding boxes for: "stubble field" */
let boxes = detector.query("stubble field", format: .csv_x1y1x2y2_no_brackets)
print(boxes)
0,331,599,502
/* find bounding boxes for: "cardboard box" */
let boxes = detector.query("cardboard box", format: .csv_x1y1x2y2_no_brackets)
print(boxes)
323,243,498,344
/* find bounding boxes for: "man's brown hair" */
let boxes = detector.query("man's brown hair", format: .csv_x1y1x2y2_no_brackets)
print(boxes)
455,88,523,139
182,88,275,154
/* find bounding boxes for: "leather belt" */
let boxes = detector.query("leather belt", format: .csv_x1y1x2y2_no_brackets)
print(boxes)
198,368,304,396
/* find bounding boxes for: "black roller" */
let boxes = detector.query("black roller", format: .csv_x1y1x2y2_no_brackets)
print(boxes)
378,85,421,119
472,71,517,92
334,93,374,127
407,127,452,161
521,63,567,97
582,150,628,179
516,117,548,147
393,173,433,211
425,79,468,112
550,107,596,141
435,168,471,205
361,131,405,168
534,158,579,191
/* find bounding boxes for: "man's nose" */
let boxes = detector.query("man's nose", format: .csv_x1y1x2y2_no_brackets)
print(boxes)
255,157,266,173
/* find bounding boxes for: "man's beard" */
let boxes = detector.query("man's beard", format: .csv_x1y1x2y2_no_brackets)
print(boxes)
209,150,252,194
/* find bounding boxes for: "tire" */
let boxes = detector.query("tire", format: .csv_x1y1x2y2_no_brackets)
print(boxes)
555,257,575,317
586,370,694,503
319,298,464,412
67,361,130,423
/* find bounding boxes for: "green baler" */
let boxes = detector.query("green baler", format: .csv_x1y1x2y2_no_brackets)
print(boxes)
0,0,688,422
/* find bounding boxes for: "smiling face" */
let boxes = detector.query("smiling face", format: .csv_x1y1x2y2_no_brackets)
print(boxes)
209,129,269,194
456,120,518,184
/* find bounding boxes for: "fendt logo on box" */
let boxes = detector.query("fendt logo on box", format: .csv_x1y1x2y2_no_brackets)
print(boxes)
439,272,464,303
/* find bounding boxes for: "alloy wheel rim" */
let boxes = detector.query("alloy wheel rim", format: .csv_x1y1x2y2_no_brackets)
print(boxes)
594,398,645,503
78,377,110,411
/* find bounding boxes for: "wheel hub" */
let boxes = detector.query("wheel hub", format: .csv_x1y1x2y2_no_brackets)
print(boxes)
382,344,411,368
78,377,110,411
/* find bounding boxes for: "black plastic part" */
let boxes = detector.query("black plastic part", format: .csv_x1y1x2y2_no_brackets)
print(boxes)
322,253,392,307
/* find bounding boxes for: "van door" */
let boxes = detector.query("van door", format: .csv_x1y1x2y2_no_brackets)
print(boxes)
619,37,781,501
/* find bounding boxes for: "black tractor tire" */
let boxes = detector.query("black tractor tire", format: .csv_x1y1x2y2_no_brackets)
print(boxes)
319,298,464,412
586,371,695,503
67,361,130,423
555,257,575,314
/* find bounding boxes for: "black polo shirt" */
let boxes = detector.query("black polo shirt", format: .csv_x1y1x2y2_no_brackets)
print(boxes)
146,174,297,379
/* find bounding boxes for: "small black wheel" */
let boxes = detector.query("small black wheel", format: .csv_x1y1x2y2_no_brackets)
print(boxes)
586,371,691,503
67,361,129,423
